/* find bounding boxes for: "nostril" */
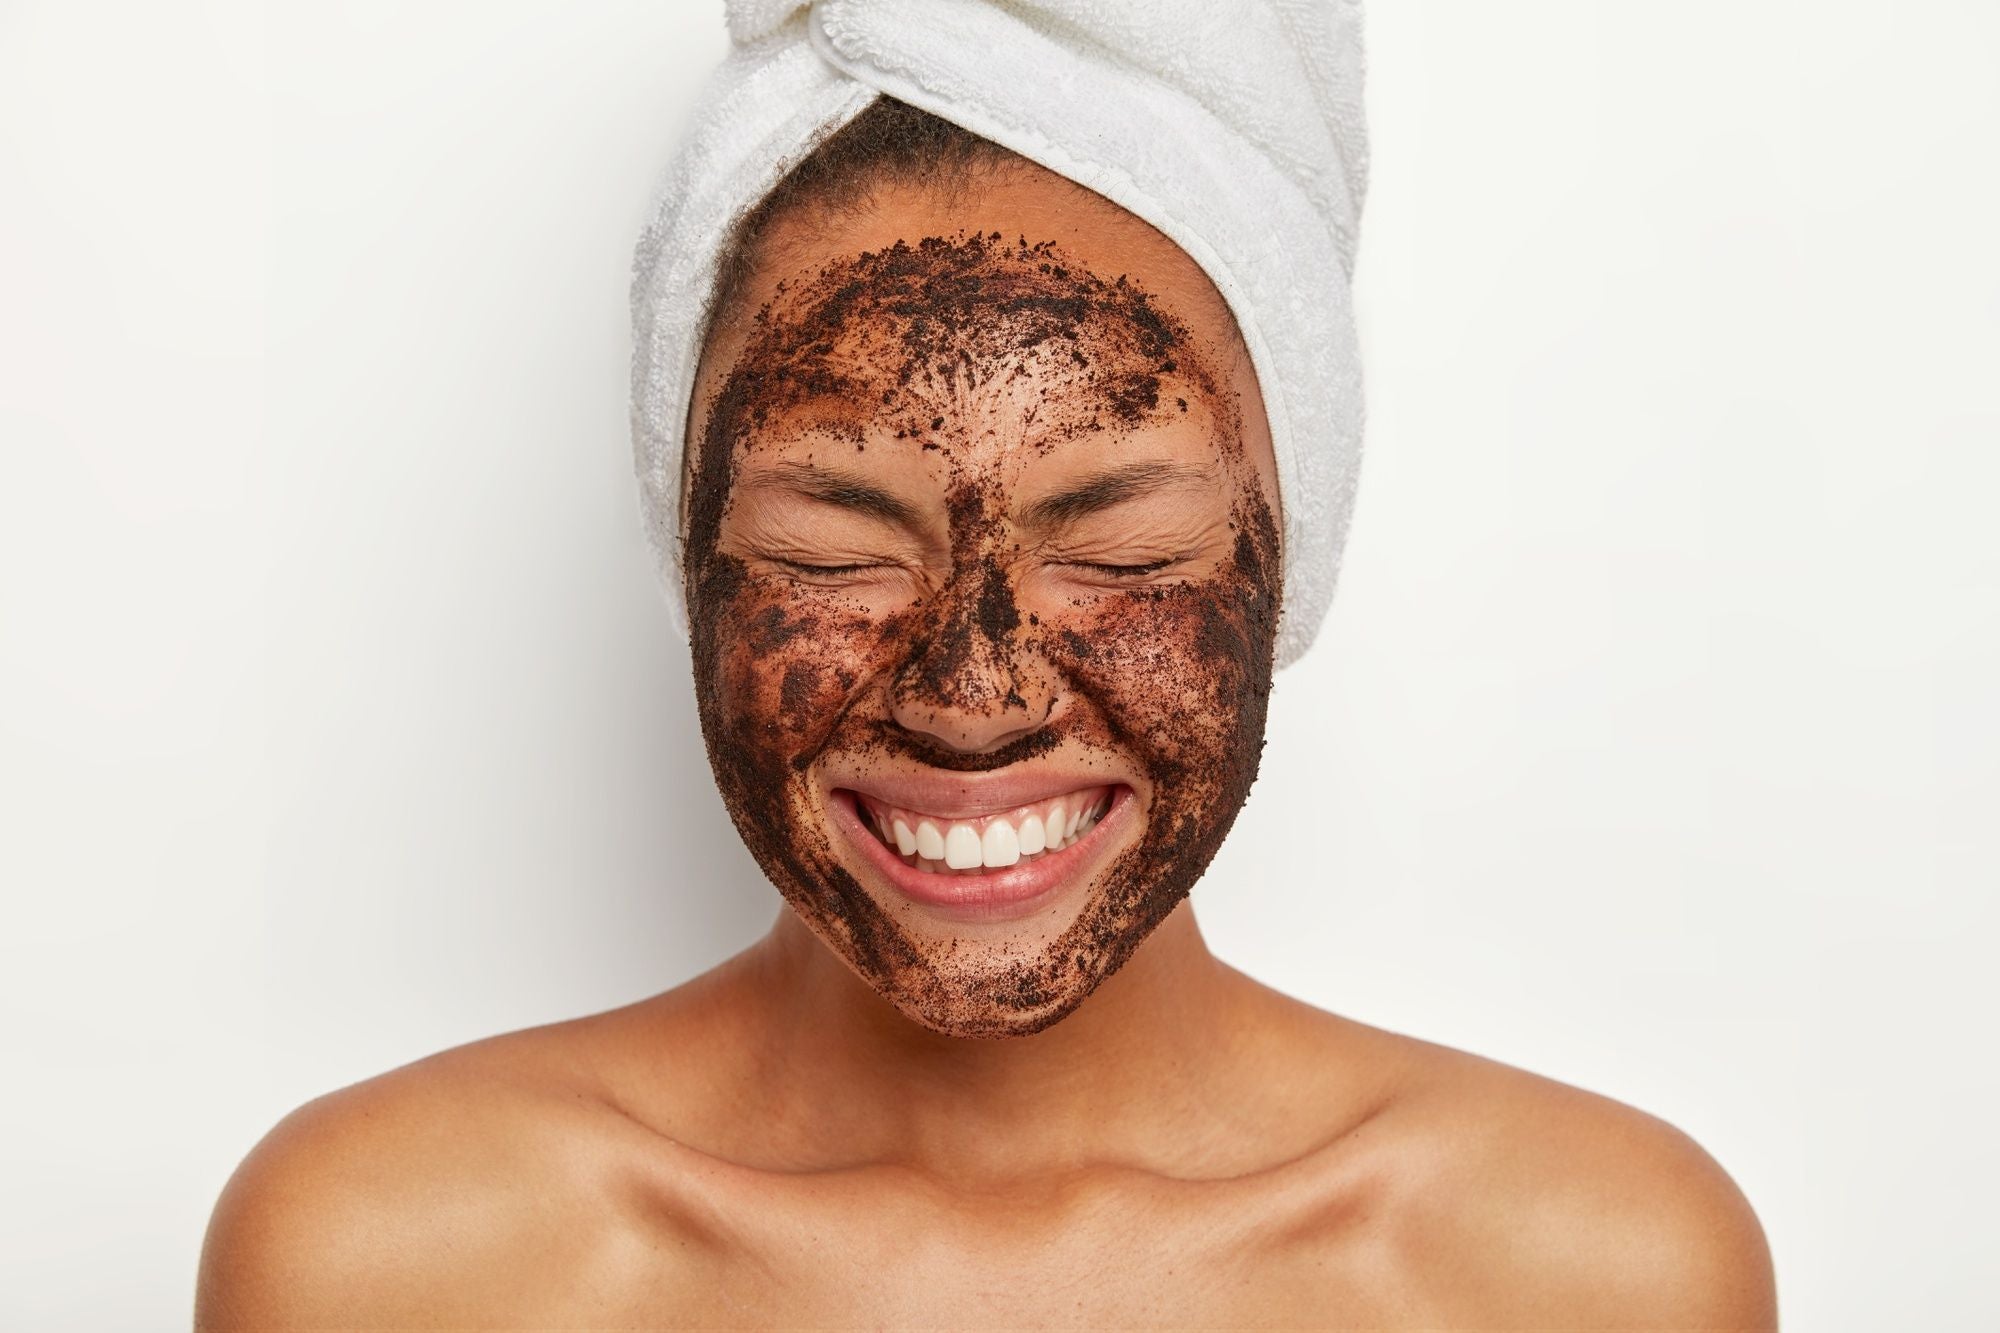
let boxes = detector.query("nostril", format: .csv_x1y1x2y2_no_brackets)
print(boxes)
877,722,1064,773
888,705,1045,761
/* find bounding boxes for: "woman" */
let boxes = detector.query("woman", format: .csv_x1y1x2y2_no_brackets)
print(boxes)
198,7,1776,1328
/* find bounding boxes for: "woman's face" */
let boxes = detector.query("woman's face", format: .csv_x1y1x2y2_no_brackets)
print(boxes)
684,168,1282,1037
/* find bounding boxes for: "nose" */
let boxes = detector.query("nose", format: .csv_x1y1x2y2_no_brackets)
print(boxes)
888,567,1060,756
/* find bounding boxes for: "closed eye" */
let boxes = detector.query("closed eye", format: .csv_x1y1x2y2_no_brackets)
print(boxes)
776,558,880,575
766,557,901,588
1070,557,1178,577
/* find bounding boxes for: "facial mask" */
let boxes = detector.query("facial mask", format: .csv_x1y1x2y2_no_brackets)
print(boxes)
684,232,1280,1036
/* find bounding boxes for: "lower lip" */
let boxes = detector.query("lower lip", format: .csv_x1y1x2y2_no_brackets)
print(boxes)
827,787,1134,923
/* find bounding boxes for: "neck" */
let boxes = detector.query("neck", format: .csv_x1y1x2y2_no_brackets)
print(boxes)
731,900,1252,1186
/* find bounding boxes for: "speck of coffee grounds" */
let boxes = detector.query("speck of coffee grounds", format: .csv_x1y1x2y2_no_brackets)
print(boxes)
682,230,1279,1038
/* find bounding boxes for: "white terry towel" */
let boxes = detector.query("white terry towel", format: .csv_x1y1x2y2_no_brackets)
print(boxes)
631,0,1369,669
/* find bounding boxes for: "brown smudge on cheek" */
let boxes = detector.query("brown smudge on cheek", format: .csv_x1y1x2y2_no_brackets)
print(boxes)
681,229,1280,1037
683,383,947,1004
1029,487,1281,999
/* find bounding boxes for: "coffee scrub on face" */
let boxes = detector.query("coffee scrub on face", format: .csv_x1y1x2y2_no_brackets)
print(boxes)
683,225,1282,1038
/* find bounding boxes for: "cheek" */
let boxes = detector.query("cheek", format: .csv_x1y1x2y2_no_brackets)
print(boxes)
1047,589,1267,766
693,563,893,765
1037,508,1280,801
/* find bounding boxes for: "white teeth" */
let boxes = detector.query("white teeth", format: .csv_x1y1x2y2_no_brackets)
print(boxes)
1017,812,1045,856
943,824,982,870
981,819,1020,868
859,788,1113,874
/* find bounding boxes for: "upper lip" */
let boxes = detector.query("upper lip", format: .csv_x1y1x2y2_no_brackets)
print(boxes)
827,767,1132,819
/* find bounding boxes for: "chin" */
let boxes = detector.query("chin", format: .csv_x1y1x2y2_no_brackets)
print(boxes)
805,901,1113,1040
890,978,1094,1040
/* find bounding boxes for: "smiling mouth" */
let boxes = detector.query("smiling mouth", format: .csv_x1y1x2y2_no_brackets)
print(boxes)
847,785,1113,875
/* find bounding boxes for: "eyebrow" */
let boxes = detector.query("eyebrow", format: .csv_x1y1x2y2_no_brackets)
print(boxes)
747,461,920,527
1017,461,1217,531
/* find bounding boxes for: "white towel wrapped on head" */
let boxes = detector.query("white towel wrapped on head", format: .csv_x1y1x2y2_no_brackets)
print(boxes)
631,0,1369,669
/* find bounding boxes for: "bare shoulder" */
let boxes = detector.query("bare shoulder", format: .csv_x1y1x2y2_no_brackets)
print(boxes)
194,1011,686,1330
1342,1023,1778,1329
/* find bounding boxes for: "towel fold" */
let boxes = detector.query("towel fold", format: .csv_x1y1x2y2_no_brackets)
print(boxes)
631,0,1369,668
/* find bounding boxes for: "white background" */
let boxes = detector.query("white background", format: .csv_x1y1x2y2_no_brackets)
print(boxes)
3,1,1995,1326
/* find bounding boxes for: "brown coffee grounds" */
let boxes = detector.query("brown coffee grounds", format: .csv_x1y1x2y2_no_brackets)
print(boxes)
682,229,1279,1038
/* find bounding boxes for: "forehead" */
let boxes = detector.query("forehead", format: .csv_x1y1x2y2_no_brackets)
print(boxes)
693,168,1252,432
729,233,1230,464
729,167,1235,337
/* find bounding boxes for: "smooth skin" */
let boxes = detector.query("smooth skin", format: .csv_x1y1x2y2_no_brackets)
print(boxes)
196,165,1777,1329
